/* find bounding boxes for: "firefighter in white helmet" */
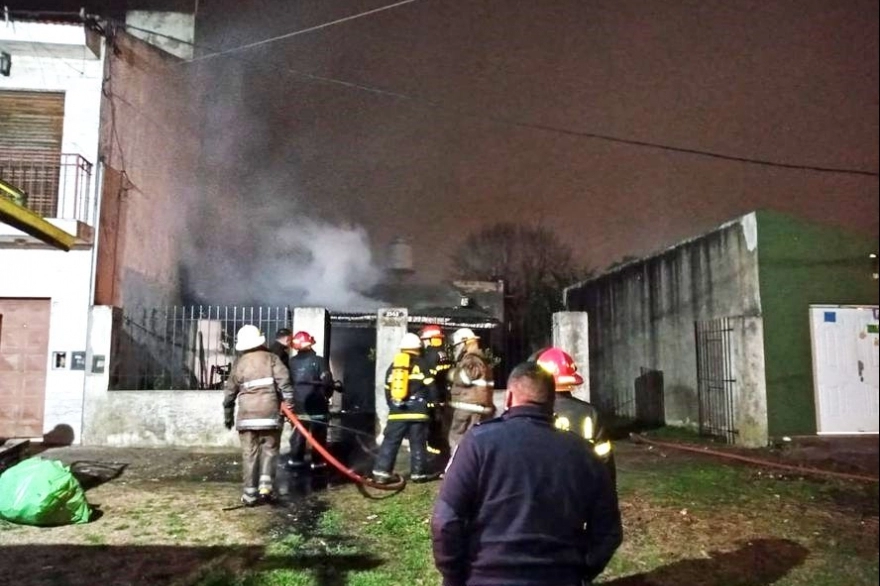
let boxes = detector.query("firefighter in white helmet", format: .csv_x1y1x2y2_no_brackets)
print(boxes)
372,332,442,484
447,327,496,450
223,325,294,506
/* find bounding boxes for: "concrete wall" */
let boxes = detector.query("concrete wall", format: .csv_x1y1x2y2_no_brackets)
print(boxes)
0,21,103,226
94,30,200,309
551,311,590,401
756,211,880,438
0,244,93,443
82,305,239,447
125,11,195,60
374,308,408,435
0,21,103,177
564,213,767,445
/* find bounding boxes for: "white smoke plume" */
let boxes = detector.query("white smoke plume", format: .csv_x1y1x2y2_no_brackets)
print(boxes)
180,179,385,310
178,58,387,311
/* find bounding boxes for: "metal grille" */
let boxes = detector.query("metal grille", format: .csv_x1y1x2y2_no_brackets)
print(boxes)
0,150,93,223
110,306,291,390
694,317,738,443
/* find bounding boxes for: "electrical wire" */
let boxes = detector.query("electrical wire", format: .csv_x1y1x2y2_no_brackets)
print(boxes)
20,7,876,179
187,0,421,63
119,21,879,178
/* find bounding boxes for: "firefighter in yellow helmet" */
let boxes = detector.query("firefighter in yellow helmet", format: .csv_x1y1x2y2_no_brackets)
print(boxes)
448,328,496,450
372,332,442,484
532,347,615,482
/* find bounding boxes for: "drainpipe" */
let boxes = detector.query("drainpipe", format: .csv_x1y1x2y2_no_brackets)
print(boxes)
80,157,104,445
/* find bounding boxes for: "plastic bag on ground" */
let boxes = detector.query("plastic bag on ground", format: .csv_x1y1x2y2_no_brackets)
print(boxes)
0,457,91,526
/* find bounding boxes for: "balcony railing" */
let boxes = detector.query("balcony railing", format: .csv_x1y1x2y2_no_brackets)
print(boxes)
0,149,94,225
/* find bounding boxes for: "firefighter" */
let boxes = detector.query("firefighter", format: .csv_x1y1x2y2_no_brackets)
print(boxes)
268,328,292,370
223,325,293,506
286,330,336,471
372,332,441,484
419,324,453,457
447,328,495,450
532,347,615,481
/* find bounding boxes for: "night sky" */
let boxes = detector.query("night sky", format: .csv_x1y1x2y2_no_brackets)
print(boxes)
191,0,878,277
11,0,879,280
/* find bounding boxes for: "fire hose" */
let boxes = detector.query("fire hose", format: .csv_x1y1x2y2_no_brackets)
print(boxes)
280,403,407,491
630,434,880,484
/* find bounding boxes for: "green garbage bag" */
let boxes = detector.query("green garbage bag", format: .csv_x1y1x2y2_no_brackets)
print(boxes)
0,457,91,526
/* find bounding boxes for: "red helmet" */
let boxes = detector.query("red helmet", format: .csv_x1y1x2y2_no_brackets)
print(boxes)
419,324,444,340
534,347,584,390
291,331,316,350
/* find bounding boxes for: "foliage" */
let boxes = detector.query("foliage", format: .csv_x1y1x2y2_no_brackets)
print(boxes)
450,222,590,359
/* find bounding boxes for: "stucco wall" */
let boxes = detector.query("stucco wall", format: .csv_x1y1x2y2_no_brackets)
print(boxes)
565,213,767,445
94,30,200,309
0,21,103,174
0,241,93,443
757,211,879,437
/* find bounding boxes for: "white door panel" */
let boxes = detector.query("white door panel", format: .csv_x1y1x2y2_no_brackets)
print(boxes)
810,306,879,434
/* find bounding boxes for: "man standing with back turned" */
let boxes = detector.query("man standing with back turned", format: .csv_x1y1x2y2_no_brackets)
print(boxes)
431,361,622,586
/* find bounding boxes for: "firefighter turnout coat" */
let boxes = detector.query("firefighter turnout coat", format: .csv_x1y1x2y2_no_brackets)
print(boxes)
223,348,293,430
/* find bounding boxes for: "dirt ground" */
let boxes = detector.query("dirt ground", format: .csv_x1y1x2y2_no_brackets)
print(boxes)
1,439,877,586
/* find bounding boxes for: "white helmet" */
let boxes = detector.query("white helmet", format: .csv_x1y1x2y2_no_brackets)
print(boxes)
399,332,422,351
235,325,266,352
452,328,479,347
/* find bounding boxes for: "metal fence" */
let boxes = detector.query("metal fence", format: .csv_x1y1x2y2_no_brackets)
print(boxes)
694,317,739,443
110,306,291,390
0,150,93,224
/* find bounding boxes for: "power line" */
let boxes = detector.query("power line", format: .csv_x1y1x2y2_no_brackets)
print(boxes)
120,21,879,178
187,0,421,63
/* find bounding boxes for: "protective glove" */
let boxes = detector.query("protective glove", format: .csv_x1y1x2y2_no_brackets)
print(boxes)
224,407,235,430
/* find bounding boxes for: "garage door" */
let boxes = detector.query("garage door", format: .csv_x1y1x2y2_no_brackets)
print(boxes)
810,306,880,434
0,298,50,439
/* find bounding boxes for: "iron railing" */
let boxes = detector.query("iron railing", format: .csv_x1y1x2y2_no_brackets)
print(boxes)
694,317,739,443
0,149,93,224
110,306,291,390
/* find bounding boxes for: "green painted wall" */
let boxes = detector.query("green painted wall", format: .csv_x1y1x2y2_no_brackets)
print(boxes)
756,211,879,438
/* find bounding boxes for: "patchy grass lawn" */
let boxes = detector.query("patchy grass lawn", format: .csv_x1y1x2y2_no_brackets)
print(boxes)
1,443,877,586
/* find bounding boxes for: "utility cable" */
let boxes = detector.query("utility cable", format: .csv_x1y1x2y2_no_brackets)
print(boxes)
187,0,421,63
116,19,880,178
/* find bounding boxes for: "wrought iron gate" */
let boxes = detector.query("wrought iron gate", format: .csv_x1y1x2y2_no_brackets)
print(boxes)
694,317,739,443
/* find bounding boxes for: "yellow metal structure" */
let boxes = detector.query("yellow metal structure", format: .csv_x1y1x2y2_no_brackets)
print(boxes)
0,178,75,251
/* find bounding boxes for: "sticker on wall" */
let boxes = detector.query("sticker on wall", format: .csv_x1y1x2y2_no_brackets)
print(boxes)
868,324,879,335
823,311,837,323
92,355,106,374
52,352,67,370
71,351,86,371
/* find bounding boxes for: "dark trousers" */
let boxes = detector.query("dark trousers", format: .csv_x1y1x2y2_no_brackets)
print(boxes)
240,429,281,494
373,419,429,475
288,414,328,465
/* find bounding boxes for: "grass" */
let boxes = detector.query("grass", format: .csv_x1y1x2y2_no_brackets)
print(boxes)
2,444,876,586
193,445,878,586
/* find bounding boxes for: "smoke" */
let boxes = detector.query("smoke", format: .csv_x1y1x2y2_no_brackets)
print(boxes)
175,45,395,310
180,187,385,309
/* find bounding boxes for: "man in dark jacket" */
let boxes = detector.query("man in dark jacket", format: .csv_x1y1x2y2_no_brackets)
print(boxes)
223,325,294,506
431,361,622,586
286,330,336,470
268,328,292,369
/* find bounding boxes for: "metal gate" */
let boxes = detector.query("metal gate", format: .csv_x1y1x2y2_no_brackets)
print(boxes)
694,317,738,443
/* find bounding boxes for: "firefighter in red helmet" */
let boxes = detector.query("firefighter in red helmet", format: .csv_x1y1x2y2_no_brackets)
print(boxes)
532,347,615,481
286,330,337,471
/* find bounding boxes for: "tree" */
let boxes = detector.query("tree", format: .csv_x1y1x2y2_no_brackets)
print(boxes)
450,222,590,362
